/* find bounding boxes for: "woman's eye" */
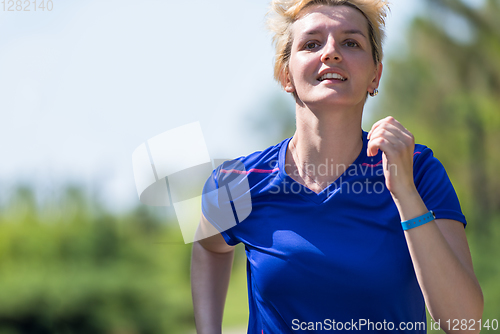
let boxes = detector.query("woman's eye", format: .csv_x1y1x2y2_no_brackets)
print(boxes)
345,41,359,48
305,42,319,50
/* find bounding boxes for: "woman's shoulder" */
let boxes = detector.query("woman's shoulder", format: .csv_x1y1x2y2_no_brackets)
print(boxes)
215,138,289,174
413,143,439,167
412,143,451,185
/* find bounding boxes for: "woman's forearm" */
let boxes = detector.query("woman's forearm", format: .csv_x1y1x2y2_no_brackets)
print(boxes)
191,241,235,334
393,190,483,333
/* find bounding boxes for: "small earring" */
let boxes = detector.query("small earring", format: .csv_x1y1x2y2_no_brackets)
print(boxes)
369,88,379,97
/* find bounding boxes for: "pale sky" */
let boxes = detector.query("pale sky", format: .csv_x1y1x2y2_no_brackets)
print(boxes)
0,0,435,211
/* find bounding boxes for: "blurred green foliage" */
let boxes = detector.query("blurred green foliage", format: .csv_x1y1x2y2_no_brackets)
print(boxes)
0,184,195,334
379,0,500,225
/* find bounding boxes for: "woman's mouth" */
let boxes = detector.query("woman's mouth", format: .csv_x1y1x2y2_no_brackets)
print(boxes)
318,73,347,82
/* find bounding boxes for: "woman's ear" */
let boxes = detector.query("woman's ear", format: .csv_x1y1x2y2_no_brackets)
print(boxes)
370,62,383,90
281,68,295,93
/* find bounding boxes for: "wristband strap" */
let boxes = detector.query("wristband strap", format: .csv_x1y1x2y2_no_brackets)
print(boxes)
401,211,435,231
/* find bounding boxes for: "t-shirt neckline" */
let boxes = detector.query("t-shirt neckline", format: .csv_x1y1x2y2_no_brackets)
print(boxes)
277,131,368,204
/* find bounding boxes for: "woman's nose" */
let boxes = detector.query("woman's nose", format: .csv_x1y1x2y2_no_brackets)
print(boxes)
320,40,342,63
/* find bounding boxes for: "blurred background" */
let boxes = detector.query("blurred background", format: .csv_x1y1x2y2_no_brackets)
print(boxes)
0,0,498,333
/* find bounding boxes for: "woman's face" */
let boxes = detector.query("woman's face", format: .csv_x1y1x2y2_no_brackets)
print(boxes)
284,5,382,109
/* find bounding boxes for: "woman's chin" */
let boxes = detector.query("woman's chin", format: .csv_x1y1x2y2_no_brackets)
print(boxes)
303,94,353,108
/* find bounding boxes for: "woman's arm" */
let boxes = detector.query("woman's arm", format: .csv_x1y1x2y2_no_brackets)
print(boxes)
191,214,235,334
394,191,483,333
368,117,484,333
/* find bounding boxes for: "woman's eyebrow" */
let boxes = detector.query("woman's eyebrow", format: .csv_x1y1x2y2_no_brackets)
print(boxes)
301,28,367,39
304,29,322,36
343,29,367,39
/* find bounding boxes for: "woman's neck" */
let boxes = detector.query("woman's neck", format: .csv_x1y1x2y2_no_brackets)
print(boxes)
286,103,364,192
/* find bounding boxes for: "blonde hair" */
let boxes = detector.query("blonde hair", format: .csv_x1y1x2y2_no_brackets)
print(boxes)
267,0,390,85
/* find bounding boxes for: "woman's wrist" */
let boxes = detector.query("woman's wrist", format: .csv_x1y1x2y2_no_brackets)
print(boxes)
391,186,428,222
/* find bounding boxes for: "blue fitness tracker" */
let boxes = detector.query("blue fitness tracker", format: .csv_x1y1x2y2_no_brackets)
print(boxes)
401,211,435,231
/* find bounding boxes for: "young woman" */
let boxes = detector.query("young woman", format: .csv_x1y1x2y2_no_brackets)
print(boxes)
192,0,483,333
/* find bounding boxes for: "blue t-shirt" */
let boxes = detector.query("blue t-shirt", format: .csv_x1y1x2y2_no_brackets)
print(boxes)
202,131,466,333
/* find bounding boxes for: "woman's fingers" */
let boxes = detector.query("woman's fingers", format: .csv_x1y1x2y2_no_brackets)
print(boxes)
367,116,397,139
368,116,410,140
367,116,416,196
367,117,414,157
367,130,402,157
